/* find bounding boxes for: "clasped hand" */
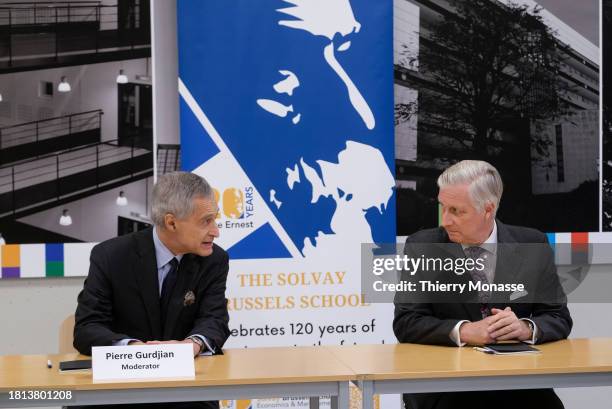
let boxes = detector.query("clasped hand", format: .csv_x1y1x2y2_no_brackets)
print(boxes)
459,307,532,345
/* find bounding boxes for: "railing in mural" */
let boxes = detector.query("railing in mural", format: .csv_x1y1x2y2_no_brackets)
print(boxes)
0,109,102,149
0,137,152,218
0,1,148,67
0,110,103,165
157,144,180,175
0,2,106,26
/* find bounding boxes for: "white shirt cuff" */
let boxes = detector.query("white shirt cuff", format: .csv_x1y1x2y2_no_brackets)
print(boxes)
449,320,470,346
190,334,215,355
113,338,140,346
520,318,538,344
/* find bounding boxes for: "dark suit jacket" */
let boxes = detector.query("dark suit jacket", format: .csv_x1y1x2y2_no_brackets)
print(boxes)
73,227,230,409
393,221,572,409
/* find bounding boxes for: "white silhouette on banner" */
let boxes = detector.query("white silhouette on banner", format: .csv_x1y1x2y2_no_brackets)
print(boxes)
180,0,393,257
255,0,392,255
256,0,375,130
257,70,301,124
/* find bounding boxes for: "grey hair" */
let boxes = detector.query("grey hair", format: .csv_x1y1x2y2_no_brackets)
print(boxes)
437,160,503,214
151,172,214,227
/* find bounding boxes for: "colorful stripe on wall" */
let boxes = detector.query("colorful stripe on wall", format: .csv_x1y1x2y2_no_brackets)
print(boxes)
46,243,64,277
0,232,611,279
0,242,96,279
570,232,589,265
1,244,20,278
20,244,44,278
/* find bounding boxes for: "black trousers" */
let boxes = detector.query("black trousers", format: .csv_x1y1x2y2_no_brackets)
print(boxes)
403,389,564,409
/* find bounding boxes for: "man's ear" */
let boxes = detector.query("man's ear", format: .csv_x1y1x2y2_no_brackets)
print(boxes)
484,202,496,219
164,213,177,231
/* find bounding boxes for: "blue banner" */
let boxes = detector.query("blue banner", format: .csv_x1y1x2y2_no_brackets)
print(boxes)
178,0,395,259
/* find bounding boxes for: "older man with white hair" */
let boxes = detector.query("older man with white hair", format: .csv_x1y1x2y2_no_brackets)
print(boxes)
394,160,571,409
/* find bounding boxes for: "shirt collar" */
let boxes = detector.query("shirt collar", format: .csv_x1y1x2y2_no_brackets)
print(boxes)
152,227,183,269
483,220,497,245
461,220,497,253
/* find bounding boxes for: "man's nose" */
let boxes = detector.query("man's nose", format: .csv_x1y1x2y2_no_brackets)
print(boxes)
210,222,220,237
440,209,452,227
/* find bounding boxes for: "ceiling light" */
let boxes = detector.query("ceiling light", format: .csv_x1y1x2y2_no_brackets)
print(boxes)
58,76,71,92
116,191,128,206
59,209,73,226
116,69,128,84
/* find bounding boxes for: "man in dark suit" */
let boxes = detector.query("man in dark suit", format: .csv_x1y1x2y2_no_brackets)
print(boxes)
393,160,572,409
74,172,230,409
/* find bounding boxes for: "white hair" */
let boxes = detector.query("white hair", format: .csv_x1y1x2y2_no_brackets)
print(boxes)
151,172,214,227
437,160,503,214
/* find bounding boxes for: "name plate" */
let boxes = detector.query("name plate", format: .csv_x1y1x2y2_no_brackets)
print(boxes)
92,344,195,382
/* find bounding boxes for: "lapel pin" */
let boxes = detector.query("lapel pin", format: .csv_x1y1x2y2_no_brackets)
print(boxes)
184,290,196,306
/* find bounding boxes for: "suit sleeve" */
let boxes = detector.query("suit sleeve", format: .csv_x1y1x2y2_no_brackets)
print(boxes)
529,236,572,344
393,240,462,346
188,251,230,352
393,302,461,346
73,244,131,355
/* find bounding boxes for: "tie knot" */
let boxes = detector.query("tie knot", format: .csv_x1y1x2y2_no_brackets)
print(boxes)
168,257,179,269
465,246,485,259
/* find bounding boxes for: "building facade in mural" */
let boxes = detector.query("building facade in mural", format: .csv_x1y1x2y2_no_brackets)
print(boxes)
394,0,599,234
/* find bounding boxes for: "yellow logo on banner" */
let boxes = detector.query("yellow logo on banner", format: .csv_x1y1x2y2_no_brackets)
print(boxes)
212,187,255,221
223,188,245,219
